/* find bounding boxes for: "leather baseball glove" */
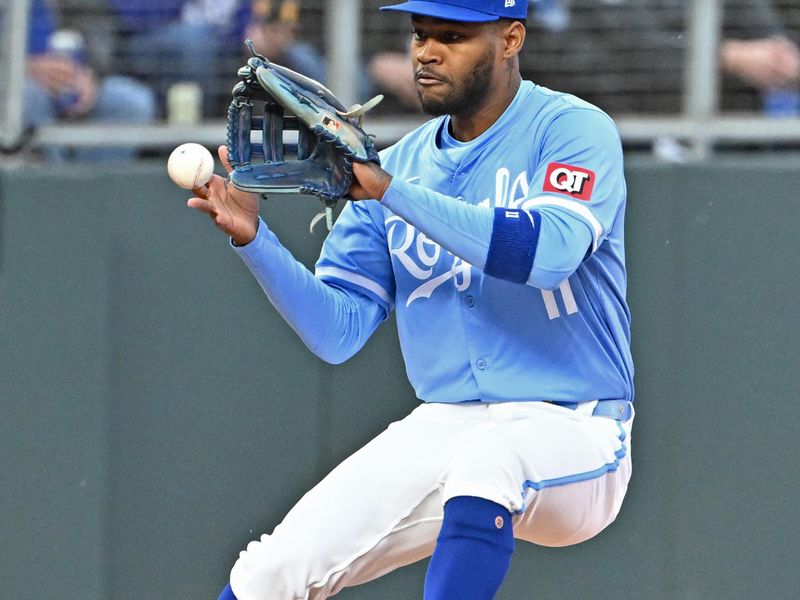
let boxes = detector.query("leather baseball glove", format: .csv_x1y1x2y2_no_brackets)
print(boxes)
226,41,382,228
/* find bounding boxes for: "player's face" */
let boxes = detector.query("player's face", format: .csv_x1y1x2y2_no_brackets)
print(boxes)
410,17,506,118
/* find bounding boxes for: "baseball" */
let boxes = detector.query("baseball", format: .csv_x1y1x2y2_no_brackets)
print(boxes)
167,143,214,189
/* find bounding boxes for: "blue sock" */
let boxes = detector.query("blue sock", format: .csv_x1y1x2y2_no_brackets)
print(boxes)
217,583,237,600
423,496,514,600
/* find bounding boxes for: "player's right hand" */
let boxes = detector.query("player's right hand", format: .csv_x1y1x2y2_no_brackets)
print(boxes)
350,161,393,202
187,146,260,246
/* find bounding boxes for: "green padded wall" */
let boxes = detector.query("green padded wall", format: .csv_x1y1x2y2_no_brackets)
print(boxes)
1,155,798,599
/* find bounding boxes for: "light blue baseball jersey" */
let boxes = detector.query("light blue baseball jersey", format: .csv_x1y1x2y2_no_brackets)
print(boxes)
314,80,634,404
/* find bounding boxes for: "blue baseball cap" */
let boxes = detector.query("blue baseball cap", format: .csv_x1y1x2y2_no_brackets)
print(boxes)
380,0,528,23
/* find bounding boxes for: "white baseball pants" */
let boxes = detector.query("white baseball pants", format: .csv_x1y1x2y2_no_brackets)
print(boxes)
230,400,634,600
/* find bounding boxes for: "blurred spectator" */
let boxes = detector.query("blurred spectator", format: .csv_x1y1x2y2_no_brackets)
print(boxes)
368,51,419,110
24,0,156,161
721,35,800,116
720,0,800,101
524,0,800,115
722,35,800,90
245,0,372,101
366,0,800,117
362,1,420,113
246,0,324,81
109,0,252,118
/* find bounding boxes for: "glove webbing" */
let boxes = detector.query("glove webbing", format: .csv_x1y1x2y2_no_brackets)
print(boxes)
227,100,314,166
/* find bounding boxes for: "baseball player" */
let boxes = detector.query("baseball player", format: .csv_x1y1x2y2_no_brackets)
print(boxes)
189,1,635,598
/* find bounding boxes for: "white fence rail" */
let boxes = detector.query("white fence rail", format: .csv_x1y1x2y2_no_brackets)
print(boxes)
0,0,30,148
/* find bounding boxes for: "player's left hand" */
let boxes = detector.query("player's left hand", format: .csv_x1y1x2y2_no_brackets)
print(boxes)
350,162,393,202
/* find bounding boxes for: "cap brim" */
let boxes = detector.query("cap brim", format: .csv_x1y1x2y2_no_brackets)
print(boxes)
379,1,500,23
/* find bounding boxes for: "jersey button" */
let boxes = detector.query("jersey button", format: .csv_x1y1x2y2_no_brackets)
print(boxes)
465,295,475,307
476,359,487,370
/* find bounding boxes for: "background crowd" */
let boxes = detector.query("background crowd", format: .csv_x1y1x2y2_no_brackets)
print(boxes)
11,0,800,161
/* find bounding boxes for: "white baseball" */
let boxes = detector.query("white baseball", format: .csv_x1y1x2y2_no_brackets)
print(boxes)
167,143,214,189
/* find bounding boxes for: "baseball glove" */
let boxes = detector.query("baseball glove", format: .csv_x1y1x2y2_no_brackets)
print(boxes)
226,41,383,223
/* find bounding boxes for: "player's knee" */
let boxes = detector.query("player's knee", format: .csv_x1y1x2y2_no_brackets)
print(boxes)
230,534,312,600
443,437,524,513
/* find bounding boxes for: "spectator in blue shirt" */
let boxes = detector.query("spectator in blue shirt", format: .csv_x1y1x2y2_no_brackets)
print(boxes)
24,0,156,161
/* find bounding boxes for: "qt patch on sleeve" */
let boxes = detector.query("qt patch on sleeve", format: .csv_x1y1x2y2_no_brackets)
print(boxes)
543,163,596,201
484,209,541,284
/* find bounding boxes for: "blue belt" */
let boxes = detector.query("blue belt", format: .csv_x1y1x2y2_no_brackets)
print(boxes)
552,399,632,421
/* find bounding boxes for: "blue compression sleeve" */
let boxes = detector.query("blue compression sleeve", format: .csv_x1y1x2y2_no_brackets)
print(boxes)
484,208,541,284
217,583,237,600
424,496,514,600
233,218,386,364
381,178,592,289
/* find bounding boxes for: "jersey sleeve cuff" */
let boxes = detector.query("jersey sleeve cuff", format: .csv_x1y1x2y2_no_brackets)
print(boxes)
380,177,410,213
229,217,274,268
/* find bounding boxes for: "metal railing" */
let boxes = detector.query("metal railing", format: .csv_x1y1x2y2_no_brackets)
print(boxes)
0,0,30,149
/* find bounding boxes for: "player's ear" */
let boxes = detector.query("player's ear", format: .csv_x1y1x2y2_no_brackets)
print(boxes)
501,21,525,59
